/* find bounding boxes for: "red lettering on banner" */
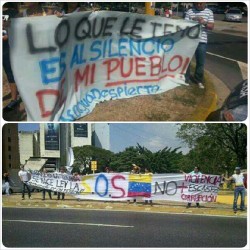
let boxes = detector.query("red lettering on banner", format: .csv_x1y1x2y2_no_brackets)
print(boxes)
104,54,188,87
74,64,96,92
168,55,183,72
135,57,146,76
111,175,126,198
181,194,217,202
177,182,188,193
150,56,162,76
36,89,59,118
36,77,67,118
180,57,190,74
121,57,133,77
103,58,120,80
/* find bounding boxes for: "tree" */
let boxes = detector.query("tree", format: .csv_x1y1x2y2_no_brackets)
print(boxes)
110,146,141,172
110,144,184,173
177,124,247,174
73,146,114,174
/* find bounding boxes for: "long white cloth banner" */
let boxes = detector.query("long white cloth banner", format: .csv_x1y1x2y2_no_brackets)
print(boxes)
28,172,222,203
9,11,201,121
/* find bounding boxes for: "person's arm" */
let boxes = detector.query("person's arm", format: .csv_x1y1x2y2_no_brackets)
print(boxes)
203,10,214,30
223,175,233,182
180,170,186,174
18,174,23,182
194,17,214,30
2,34,8,41
203,21,214,30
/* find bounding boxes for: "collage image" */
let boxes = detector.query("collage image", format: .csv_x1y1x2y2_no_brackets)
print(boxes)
1,1,248,249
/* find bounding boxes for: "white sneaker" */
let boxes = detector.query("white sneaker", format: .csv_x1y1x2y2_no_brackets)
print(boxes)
198,82,205,89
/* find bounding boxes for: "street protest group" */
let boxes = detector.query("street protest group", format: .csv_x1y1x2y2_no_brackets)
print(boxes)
3,164,246,212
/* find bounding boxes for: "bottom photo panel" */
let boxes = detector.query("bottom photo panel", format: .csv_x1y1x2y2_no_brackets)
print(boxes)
2,123,247,248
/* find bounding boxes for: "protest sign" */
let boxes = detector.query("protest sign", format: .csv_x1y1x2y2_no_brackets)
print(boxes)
9,11,201,121
28,172,221,203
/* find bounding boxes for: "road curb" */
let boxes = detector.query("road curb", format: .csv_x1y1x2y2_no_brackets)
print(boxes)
2,192,247,218
191,70,218,121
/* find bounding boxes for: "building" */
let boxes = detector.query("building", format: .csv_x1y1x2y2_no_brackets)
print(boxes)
92,123,110,150
70,124,92,148
6,123,110,173
19,131,39,164
2,124,20,173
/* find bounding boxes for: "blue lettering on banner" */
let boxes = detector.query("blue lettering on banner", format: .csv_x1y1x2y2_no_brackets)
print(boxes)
59,84,161,121
39,52,66,85
95,174,109,197
69,37,175,65
39,37,175,84
70,44,87,68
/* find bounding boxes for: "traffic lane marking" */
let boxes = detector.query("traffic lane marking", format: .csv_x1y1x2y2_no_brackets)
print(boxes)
2,219,134,228
206,51,247,65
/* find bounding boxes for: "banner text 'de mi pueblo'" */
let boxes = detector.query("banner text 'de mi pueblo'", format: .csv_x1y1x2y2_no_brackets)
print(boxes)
9,11,201,121
28,172,222,202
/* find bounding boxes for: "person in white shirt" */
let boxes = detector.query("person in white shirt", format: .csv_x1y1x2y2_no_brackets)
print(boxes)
184,2,214,89
224,167,246,212
18,165,31,200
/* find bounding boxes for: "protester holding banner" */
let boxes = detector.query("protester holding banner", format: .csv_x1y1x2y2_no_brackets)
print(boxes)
144,168,153,206
181,167,202,208
41,168,52,200
2,3,20,112
18,165,31,200
55,3,83,17
128,164,141,204
21,2,45,17
3,172,11,195
223,167,246,213
57,167,67,200
73,171,81,181
105,167,113,173
185,2,214,89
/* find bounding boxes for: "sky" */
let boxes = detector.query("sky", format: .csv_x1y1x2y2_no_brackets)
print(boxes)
18,123,189,154
110,123,189,154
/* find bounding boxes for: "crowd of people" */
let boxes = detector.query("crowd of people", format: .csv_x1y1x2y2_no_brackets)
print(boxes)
2,164,246,212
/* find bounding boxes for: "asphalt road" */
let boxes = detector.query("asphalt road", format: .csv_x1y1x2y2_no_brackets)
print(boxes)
175,11,247,90
2,208,247,248
206,32,247,90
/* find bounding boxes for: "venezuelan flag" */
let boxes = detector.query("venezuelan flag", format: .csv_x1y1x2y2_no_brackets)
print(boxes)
127,174,152,198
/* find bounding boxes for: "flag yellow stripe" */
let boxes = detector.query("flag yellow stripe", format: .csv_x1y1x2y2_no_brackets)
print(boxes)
129,174,152,183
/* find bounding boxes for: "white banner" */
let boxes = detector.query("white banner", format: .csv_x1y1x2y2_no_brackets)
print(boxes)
9,11,201,121
28,172,222,203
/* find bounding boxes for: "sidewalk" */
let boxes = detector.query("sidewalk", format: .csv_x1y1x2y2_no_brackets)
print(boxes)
2,191,247,218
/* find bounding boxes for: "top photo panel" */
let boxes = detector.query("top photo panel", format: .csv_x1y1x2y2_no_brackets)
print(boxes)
2,2,248,121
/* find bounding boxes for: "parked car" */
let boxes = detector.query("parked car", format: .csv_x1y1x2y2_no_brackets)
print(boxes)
225,8,243,22
214,7,225,14
206,79,248,121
